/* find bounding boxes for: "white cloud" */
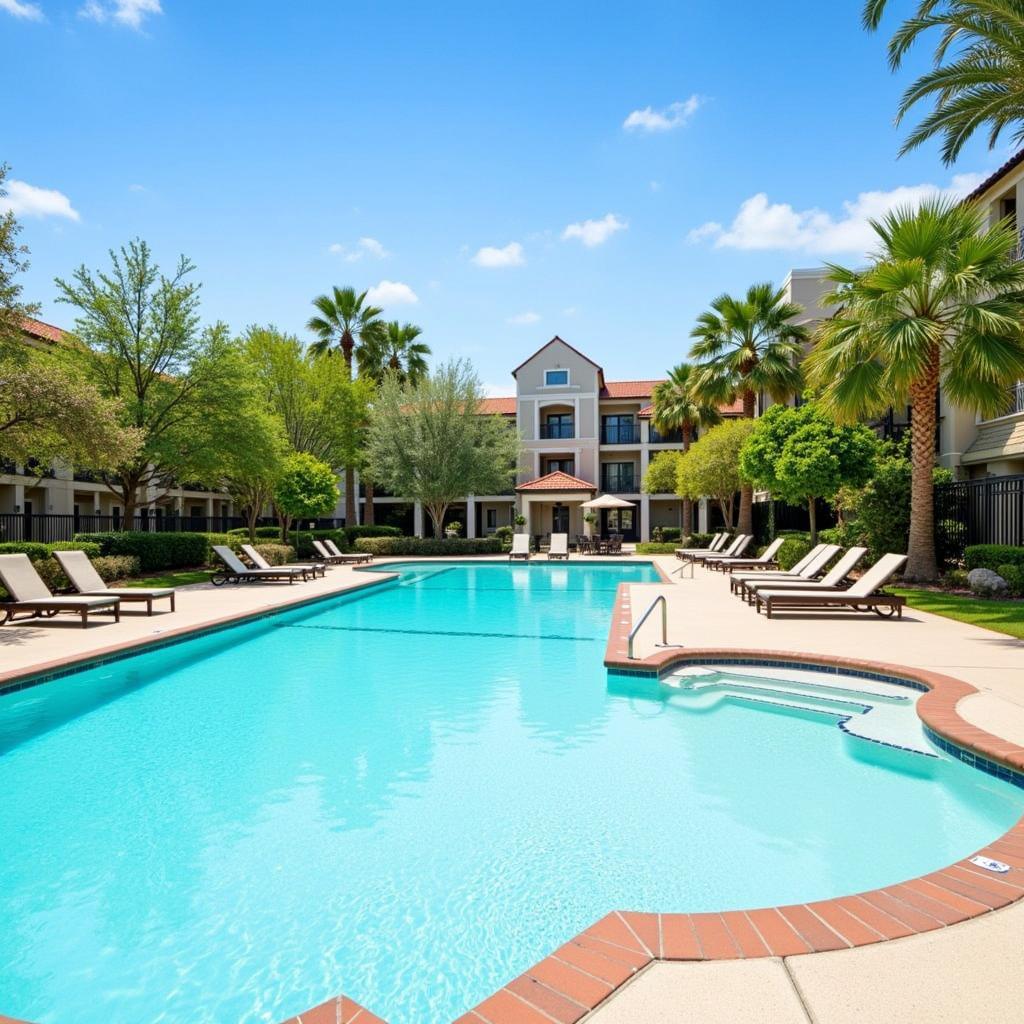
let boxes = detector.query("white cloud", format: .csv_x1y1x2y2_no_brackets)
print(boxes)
0,179,80,221
561,213,628,248
649,180,662,192
328,236,390,262
128,183,146,192
687,173,987,256
484,383,515,398
472,241,525,268
562,306,578,316
366,280,418,306
0,0,43,19
623,96,701,133
79,0,162,29
506,311,540,325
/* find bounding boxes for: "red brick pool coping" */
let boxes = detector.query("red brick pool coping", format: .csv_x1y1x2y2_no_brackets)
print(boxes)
5,570,1024,1023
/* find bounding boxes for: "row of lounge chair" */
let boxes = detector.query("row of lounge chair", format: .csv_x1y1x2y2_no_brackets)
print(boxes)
509,533,570,560
0,539,374,628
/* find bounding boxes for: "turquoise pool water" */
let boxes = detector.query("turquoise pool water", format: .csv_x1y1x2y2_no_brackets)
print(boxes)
1,561,1021,1024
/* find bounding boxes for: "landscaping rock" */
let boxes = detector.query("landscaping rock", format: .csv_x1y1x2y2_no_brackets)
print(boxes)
967,567,1009,598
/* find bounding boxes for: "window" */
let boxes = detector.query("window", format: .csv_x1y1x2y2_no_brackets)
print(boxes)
544,458,575,475
601,414,637,444
545,369,569,387
486,508,497,530
541,413,574,439
601,462,636,492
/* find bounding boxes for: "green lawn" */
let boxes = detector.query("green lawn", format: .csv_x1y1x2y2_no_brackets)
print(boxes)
893,587,1024,639
122,568,214,588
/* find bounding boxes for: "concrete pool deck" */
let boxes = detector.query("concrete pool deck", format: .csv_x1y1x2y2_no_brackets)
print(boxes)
2,553,1023,1023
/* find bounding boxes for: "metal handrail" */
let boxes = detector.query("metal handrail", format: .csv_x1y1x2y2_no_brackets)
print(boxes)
627,594,668,659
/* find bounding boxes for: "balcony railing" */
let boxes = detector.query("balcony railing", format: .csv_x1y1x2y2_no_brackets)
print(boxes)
648,426,683,444
600,424,638,444
24,458,56,479
997,381,1024,418
540,422,575,439
601,472,637,493
73,468,100,483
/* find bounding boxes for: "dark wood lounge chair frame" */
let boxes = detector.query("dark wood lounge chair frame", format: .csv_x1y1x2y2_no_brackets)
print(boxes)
757,590,905,618
1,600,120,628
211,566,311,586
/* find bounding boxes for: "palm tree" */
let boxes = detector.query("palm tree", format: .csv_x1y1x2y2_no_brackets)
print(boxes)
863,0,1024,164
807,198,1024,582
355,321,431,524
307,287,384,525
650,363,722,538
688,284,807,536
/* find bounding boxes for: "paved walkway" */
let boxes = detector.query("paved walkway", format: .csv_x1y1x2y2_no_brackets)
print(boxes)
585,556,1024,1023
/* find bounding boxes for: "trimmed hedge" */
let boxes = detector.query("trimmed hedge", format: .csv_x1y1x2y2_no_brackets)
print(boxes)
651,527,682,543
635,542,677,554
0,540,103,559
74,531,212,571
965,545,1024,573
775,532,813,571
252,543,296,566
288,528,348,559
227,526,282,539
354,536,502,556
344,525,401,544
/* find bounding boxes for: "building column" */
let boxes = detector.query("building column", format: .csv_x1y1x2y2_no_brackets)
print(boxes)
520,497,531,534
467,495,477,538
12,483,25,513
698,497,709,534
413,501,424,537
639,494,651,542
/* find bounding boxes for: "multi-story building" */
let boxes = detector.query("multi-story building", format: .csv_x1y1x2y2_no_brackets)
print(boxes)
367,336,741,541
0,317,235,542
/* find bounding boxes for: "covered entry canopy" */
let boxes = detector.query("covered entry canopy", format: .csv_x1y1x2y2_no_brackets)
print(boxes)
580,493,635,510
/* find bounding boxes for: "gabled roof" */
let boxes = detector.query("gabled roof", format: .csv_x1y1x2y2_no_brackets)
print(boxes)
966,148,1024,203
516,470,597,492
511,336,604,383
19,316,66,345
600,379,664,400
478,396,516,415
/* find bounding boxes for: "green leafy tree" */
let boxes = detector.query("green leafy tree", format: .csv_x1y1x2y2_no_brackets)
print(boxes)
675,419,755,530
56,239,254,524
306,286,384,525
863,0,1024,164
642,450,683,496
689,283,806,536
355,320,430,525
273,451,340,540
650,363,721,537
807,198,1024,581
740,403,878,543
0,163,39,352
367,359,522,538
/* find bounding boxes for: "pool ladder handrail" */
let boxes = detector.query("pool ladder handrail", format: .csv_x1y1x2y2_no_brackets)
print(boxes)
627,594,668,660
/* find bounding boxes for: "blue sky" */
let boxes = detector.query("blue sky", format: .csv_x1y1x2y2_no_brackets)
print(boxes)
3,0,1010,395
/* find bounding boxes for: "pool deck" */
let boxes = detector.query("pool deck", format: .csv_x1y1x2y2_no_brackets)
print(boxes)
2,553,1024,1023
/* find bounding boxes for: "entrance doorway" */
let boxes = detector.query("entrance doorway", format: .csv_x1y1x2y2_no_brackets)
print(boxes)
601,505,637,541
552,504,569,534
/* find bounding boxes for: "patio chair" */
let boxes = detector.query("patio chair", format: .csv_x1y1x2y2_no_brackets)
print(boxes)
674,532,726,559
710,536,785,573
702,534,754,569
211,545,310,585
53,549,175,616
241,543,325,579
679,534,748,566
0,553,120,628
577,535,592,555
746,547,867,601
756,553,908,618
509,534,531,560
323,538,374,564
729,543,839,599
608,534,624,554
548,533,569,560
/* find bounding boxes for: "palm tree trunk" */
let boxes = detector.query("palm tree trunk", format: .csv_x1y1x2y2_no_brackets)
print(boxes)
363,479,375,525
344,466,357,526
807,497,817,545
905,349,940,582
681,424,693,538
737,388,756,536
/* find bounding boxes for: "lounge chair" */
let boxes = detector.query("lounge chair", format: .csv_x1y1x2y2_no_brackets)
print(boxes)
509,534,531,560
211,545,310,585
679,534,749,566
674,532,726,559
710,536,785,573
0,553,120,627
53,549,176,615
746,547,867,601
548,533,569,560
702,534,754,569
241,543,325,579
323,539,374,564
756,553,908,618
729,543,839,599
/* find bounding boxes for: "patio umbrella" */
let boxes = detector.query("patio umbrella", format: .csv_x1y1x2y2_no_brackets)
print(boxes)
580,494,635,509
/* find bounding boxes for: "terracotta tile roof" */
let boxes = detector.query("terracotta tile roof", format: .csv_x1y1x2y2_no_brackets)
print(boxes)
637,398,745,418
516,470,597,492
19,316,66,345
965,148,1024,203
600,379,663,399
478,396,516,415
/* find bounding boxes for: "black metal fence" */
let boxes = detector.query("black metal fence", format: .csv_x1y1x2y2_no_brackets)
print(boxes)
934,475,1024,560
0,514,348,544
751,498,837,543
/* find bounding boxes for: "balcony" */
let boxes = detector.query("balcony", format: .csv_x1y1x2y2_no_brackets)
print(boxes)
996,381,1024,419
73,468,100,483
600,424,638,445
540,422,575,440
0,459,16,475
24,458,56,479
648,426,683,444
600,470,637,493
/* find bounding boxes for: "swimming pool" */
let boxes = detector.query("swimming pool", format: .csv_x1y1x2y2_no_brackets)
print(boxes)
1,561,1021,1023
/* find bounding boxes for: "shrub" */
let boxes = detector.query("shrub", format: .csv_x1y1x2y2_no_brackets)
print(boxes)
74,531,211,571
652,527,681,542
227,526,282,539
965,545,1024,573
252,543,296,566
0,541,103,559
354,536,502,556
681,532,716,549
494,525,513,542
92,554,141,581
635,542,678,554
288,528,348,559
942,568,970,590
343,524,401,545
776,532,813,571
997,564,1024,598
